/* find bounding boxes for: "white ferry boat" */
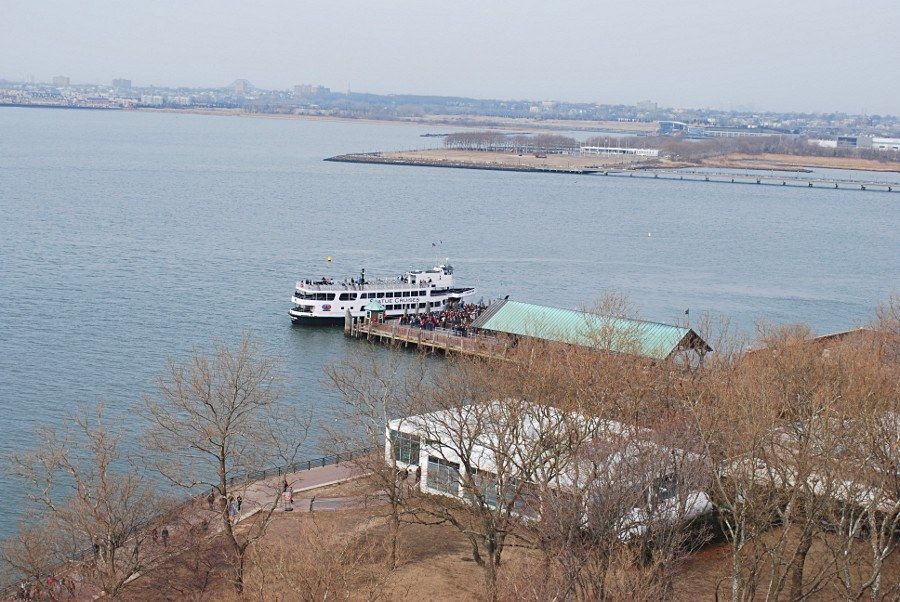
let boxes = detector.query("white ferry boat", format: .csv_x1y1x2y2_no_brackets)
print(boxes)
289,265,476,324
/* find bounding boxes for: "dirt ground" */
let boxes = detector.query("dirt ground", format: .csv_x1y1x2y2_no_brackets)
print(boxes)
336,148,900,176
362,148,649,171
119,475,899,601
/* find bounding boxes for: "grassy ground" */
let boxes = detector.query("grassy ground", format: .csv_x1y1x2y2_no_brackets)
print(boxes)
702,152,900,173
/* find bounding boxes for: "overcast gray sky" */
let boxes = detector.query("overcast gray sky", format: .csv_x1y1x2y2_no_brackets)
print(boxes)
2,0,898,114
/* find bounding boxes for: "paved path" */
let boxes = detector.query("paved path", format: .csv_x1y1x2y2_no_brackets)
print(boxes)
229,461,366,520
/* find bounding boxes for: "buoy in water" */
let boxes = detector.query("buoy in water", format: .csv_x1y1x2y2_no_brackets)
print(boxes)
326,256,333,262
647,232,652,237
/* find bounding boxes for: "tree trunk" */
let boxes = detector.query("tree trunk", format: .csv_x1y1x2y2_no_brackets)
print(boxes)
788,530,813,601
389,501,400,570
484,550,498,602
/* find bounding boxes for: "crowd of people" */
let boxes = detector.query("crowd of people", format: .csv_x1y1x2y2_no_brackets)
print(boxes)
398,301,487,336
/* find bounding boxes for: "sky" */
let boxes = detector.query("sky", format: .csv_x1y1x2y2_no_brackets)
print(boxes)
2,0,898,115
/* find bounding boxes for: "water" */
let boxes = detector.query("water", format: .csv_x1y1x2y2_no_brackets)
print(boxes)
1,107,898,538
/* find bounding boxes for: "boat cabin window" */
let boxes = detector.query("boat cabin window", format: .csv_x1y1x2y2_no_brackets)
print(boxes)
315,293,335,301
376,292,385,298
339,292,357,301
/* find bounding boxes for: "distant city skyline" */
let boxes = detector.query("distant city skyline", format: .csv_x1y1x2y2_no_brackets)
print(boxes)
2,0,898,115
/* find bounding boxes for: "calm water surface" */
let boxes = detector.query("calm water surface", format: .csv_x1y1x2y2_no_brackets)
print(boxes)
0,108,897,537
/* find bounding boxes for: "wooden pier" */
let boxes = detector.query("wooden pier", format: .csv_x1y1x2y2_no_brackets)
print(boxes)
601,169,898,192
345,314,509,359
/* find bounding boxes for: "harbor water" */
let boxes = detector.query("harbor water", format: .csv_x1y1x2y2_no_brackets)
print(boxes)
0,107,898,538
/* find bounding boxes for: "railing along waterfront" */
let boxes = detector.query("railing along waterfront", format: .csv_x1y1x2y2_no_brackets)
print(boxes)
228,447,375,486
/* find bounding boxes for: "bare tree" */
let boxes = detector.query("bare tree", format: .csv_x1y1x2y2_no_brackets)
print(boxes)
6,404,162,598
140,333,310,593
0,523,64,593
244,513,390,602
390,355,605,599
531,410,712,601
324,349,429,570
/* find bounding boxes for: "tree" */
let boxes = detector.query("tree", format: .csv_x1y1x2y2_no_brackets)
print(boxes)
141,333,310,593
324,349,430,570
531,408,712,601
683,314,900,602
390,350,614,599
244,514,390,602
6,404,162,598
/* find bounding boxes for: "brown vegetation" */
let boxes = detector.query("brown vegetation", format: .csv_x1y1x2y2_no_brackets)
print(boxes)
3,299,899,600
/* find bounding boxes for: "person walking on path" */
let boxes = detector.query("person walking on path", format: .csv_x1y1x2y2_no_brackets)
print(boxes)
160,527,169,547
236,495,243,512
206,491,214,510
415,465,422,483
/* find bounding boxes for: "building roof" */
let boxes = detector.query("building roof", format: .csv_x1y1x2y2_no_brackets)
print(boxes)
470,300,710,360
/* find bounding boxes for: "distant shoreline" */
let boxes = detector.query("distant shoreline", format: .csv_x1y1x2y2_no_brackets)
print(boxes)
1,103,657,135
4,104,897,174
326,148,900,175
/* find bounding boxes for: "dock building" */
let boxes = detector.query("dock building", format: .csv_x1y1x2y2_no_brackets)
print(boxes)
469,300,709,362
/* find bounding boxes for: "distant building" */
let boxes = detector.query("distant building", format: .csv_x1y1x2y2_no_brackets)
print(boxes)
139,94,164,106
836,135,858,148
699,127,784,138
810,139,838,148
581,146,659,158
232,79,251,95
658,121,686,135
871,137,900,151
52,76,70,88
112,78,132,92
292,84,330,97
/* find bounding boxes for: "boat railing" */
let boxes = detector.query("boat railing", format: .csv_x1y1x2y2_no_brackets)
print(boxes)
296,279,446,292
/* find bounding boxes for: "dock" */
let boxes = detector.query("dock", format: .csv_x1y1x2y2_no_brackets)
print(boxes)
602,169,898,192
345,314,510,359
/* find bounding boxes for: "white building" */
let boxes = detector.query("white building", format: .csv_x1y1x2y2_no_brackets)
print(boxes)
810,139,838,149
871,137,900,151
140,95,164,106
580,146,659,158
386,401,712,534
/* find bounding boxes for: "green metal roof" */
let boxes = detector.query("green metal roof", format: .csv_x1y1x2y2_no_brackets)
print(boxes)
364,300,386,312
471,300,708,360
